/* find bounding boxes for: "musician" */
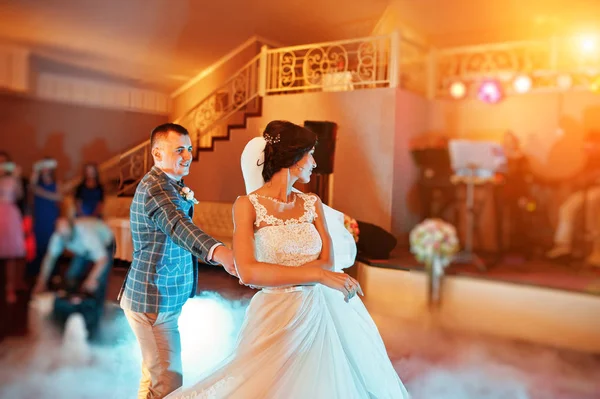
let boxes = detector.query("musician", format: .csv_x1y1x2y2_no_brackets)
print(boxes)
546,133,600,266
498,131,534,255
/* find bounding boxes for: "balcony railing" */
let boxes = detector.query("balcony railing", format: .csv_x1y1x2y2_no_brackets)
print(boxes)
264,35,397,94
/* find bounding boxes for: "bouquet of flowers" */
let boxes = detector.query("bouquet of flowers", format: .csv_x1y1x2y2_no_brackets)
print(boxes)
409,218,459,267
409,218,459,308
343,214,360,243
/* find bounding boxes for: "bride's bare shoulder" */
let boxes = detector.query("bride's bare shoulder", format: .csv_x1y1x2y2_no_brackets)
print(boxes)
233,195,255,214
299,191,322,203
234,195,251,206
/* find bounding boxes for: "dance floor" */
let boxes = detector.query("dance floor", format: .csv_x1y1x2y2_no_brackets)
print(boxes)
0,267,599,399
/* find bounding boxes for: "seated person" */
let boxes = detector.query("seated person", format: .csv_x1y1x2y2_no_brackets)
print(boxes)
546,134,600,267
33,217,116,332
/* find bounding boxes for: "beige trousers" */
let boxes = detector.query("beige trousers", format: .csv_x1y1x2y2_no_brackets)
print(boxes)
554,186,600,245
124,308,183,399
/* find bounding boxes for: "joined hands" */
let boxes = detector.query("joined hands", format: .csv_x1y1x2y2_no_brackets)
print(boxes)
213,246,238,277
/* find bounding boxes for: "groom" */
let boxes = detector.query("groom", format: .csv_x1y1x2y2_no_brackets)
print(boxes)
118,123,236,398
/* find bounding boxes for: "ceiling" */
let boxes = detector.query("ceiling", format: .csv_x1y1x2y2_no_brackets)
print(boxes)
0,0,598,92
387,0,600,47
0,0,388,91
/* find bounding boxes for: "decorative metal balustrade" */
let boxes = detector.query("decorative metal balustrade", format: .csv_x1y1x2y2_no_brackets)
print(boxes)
177,55,261,149
106,56,261,195
264,35,398,94
433,37,600,96
115,141,153,195
434,41,551,96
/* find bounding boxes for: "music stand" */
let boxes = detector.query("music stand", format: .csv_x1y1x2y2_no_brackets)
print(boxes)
448,140,506,271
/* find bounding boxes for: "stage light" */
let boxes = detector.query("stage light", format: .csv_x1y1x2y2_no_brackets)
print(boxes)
513,75,532,93
556,74,573,90
478,79,503,104
578,34,597,55
449,81,467,99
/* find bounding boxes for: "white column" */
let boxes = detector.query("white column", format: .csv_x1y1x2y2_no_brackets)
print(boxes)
258,45,268,97
388,30,400,88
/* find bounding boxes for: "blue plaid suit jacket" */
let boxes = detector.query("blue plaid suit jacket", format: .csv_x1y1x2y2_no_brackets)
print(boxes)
118,166,221,313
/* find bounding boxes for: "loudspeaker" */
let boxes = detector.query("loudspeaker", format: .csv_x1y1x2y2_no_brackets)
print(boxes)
304,121,337,175
356,221,397,260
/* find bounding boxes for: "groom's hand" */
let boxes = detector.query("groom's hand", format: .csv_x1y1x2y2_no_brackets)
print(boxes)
213,246,237,277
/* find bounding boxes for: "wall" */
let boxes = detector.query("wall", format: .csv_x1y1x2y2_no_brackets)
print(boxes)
186,88,399,232
428,91,600,180
0,92,168,179
170,41,262,120
393,90,429,236
370,2,428,47
185,125,260,203
357,262,600,354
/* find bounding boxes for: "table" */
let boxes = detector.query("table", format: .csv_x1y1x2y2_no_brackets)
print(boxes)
106,217,132,262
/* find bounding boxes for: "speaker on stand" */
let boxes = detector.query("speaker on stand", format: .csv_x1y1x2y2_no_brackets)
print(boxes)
296,121,338,205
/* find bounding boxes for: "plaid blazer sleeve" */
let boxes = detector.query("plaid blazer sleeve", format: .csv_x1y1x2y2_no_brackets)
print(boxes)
145,179,221,265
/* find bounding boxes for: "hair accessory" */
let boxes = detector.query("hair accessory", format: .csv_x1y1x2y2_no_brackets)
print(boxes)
264,133,280,145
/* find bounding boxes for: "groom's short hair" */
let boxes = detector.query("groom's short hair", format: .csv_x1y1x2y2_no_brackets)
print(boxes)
150,123,189,148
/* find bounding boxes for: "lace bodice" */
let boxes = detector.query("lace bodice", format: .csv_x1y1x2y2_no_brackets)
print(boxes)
248,193,322,267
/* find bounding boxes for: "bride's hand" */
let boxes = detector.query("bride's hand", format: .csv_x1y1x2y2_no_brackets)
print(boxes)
319,270,363,302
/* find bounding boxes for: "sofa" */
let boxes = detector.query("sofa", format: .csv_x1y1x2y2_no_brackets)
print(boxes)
103,196,235,249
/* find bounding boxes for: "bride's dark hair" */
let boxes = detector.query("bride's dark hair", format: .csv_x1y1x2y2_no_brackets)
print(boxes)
261,120,317,183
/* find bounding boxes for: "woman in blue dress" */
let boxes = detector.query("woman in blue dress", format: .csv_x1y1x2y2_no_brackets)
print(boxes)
29,158,62,280
74,163,104,218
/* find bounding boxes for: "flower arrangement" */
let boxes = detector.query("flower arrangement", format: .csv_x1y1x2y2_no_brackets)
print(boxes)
410,218,459,308
180,186,199,204
343,214,360,243
409,218,459,266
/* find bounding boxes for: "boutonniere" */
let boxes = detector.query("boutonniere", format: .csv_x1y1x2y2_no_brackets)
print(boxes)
179,186,199,204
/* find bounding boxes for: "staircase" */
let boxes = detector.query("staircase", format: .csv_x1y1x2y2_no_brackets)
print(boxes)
92,33,408,196
101,55,264,196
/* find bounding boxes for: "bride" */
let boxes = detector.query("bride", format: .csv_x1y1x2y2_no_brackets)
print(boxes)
167,121,409,398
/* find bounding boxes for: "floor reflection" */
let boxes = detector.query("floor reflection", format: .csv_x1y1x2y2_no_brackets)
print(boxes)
0,271,599,399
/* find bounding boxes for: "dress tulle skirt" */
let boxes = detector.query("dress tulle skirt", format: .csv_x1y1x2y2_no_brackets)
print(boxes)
0,202,25,259
167,285,409,399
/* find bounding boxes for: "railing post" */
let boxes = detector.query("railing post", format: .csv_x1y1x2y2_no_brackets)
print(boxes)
426,48,437,100
258,45,268,97
389,30,400,88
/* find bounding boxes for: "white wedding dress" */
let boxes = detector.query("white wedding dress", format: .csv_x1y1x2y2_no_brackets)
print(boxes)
167,193,409,399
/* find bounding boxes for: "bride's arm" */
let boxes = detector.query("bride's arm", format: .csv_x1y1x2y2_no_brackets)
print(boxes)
233,196,360,302
301,195,334,271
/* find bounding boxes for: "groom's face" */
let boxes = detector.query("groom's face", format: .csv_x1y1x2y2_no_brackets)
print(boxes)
153,131,193,179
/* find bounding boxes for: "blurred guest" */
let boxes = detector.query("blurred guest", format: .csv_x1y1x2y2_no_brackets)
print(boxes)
74,163,104,218
0,151,26,304
546,133,600,266
29,158,62,281
33,216,115,335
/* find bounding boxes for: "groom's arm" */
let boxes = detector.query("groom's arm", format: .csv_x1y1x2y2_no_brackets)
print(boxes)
145,181,222,265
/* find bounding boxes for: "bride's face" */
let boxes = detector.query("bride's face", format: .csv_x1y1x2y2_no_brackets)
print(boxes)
294,148,317,183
